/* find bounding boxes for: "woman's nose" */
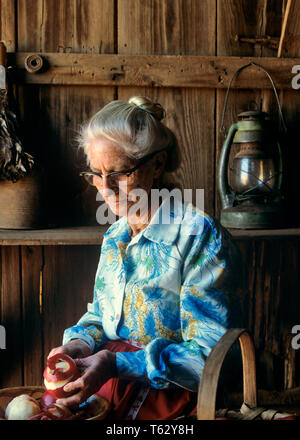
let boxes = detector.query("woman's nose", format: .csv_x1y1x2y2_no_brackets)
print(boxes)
95,175,117,196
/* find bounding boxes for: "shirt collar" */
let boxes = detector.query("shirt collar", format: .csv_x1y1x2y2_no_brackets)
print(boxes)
104,195,185,246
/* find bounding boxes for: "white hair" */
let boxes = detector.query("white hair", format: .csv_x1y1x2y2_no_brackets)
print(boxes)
77,96,180,173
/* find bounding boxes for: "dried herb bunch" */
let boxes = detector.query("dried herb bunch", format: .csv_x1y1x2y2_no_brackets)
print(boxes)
0,88,34,182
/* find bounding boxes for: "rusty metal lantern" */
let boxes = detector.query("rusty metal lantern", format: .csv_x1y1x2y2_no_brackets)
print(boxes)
218,62,287,229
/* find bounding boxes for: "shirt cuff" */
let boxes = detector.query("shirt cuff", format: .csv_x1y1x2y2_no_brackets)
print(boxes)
116,348,170,389
63,326,96,352
116,350,149,383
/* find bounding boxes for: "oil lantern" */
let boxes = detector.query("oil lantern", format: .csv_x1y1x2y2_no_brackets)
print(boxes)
218,62,287,229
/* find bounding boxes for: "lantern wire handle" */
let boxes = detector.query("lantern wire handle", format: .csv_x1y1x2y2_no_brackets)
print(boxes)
220,61,287,136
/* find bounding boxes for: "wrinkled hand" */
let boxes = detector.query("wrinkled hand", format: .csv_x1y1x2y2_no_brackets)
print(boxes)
55,349,116,408
47,339,92,360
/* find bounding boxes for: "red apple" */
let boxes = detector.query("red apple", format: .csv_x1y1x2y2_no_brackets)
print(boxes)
5,395,41,420
43,403,73,420
43,353,81,399
29,403,72,420
40,390,57,408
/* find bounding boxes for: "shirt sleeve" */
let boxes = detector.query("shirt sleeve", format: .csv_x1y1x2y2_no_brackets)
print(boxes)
116,216,244,391
62,260,108,353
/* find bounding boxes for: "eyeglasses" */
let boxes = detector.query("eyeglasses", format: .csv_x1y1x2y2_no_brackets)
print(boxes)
80,150,161,187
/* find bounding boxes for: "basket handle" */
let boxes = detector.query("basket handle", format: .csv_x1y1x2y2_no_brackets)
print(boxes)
197,328,257,420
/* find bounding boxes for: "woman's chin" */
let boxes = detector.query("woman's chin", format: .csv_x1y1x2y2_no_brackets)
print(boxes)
106,199,148,219
107,200,128,217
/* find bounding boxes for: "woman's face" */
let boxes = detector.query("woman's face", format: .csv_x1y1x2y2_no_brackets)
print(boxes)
88,138,166,218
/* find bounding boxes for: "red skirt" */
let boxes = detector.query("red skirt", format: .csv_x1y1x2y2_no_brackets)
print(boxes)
96,340,197,420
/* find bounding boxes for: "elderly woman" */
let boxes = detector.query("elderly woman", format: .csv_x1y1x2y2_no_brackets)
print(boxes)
48,96,244,420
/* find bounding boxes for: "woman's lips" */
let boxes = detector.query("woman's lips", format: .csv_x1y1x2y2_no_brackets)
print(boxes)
106,196,128,205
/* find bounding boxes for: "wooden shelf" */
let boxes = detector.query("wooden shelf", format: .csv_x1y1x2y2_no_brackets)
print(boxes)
228,227,300,240
0,225,300,245
0,225,107,245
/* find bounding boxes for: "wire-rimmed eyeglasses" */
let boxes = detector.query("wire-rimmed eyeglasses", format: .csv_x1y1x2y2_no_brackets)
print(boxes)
80,150,162,187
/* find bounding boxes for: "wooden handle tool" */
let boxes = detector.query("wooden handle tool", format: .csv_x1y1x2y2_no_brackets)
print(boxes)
0,42,7,90
0,41,7,66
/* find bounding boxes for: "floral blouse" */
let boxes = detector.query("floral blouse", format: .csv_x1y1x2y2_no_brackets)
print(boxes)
63,197,244,392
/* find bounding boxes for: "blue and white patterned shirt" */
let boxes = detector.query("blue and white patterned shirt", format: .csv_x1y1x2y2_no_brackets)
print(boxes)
63,197,244,392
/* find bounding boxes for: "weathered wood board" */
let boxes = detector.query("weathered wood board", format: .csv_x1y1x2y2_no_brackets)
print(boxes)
0,0,299,393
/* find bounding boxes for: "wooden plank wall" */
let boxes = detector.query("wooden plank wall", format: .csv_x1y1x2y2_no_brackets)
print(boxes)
0,0,300,392
216,0,300,391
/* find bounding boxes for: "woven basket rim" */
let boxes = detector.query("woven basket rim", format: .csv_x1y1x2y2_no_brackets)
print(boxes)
0,385,108,420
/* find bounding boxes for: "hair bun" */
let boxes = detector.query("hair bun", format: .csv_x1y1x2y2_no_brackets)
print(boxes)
128,96,165,121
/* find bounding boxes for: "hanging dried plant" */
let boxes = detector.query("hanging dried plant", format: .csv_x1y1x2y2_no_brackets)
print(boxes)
0,88,34,182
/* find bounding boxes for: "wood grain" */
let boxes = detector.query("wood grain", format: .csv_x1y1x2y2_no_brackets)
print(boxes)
277,0,300,389
279,0,300,58
15,0,116,382
7,52,300,88
42,245,100,361
17,0,116,228
284,333,296,390
216,0,300,391
197,329,257,420
215,0,285,217
0,226,107,246
0,0,20,388
235,238,300,390
21,246,44,386
0,0,16,52
0,247,23,387
0,226,299,246
0,0,299,396
278,0,300,227
33,84,114,227
118,0,217,216
277,0,292,57
17,0,114,54
119,0,216,56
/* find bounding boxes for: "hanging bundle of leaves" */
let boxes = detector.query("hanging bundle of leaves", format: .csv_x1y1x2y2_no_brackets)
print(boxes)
0,93,35,182
0,41,34,182
0,89,34,182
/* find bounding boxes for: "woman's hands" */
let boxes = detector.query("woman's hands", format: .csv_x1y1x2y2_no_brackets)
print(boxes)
46,340,116,408
47,339,92,360
55,349,117,408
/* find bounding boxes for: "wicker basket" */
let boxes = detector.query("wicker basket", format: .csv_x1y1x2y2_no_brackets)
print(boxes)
0,171,46,229
197,328,297,420
0,386,109,420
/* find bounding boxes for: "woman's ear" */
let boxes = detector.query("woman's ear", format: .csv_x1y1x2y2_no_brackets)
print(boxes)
153,150,168,178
